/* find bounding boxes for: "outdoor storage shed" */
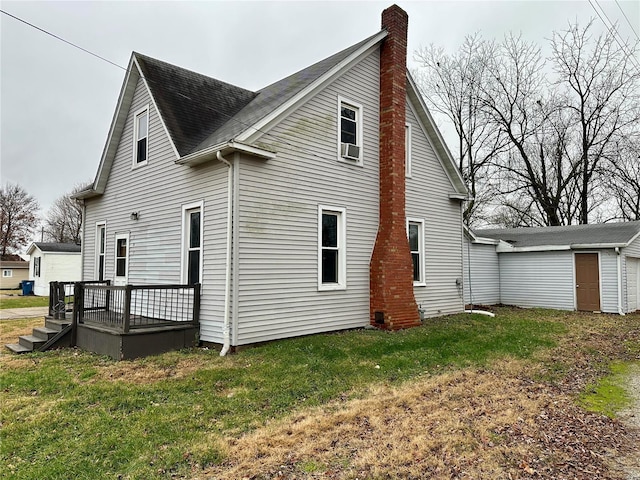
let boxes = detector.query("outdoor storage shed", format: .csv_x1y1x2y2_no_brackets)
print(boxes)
465,221,640,314
26,243,82,296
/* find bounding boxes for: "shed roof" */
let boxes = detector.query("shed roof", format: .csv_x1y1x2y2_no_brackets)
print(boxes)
28,242,81,254
475,221,640,249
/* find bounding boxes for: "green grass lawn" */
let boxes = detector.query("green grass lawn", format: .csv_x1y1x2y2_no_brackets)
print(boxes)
1,308,636,480
0,294,49,309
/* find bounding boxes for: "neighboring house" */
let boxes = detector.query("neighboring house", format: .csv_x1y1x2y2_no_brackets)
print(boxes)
27,243,82,296
75,5,468,351
464,221,640,314
0,255,30,289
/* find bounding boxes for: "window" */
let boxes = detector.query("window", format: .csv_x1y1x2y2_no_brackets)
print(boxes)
2,270,12,278
338,97,363,164
116,238,127,277
318,206,346,290
181,202,203,285
96,223,106,281
133,106,149,166
405,123,412,177
407,219,425,285
33,257,41,277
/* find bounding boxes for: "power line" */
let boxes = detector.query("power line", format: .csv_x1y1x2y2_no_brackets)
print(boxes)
589,0,640,73
0,8,333,163
614,0,640,42
0,9,127,71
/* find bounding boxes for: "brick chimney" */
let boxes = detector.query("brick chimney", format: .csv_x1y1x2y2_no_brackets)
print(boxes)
370,5,420,330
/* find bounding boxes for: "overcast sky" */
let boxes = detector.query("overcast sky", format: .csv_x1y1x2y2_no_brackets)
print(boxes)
1,0,638,216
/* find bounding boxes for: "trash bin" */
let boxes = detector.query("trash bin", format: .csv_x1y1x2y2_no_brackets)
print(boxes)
22,281,34,296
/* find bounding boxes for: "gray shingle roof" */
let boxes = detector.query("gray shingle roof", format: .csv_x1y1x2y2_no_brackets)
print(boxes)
33,242,81,253
135,31,383,155
475,221,640,248
135,53,257,156
0,260,28,268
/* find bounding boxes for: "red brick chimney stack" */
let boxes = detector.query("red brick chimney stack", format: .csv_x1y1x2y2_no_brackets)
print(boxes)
370,5,420,329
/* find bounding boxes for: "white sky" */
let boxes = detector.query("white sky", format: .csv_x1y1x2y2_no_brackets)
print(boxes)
1,0,638,215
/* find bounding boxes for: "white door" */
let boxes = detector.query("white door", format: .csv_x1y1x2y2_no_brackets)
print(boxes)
114,233,129,286
628,258,639,312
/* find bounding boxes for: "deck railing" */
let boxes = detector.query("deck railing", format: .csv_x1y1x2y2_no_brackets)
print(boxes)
49,280,109,319
74,283,201,333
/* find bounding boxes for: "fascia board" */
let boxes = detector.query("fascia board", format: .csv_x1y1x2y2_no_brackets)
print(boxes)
497,244,571,253
134,56,180,160
406,73,468,196
175,141,276,166
236,31,388,144
571,243,626,249
92,55,140,194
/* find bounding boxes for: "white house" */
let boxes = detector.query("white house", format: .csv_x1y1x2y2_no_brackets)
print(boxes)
74,5,468,353
464,221,640,314
27,243,82,296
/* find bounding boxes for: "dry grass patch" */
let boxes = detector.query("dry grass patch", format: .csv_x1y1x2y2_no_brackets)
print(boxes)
0,317,41,346
89,355,214,384
203,367,626,480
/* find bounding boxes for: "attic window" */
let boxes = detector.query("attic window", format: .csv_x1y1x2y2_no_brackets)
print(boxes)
338,96,363,165
133,106,149,166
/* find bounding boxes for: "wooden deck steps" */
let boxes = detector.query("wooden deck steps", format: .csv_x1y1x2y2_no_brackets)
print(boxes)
5,316,72,354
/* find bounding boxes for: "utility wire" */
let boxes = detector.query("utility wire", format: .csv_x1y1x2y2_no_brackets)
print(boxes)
589,0,640,73
614,0,640,42
0,9,127,71
0,8,332,163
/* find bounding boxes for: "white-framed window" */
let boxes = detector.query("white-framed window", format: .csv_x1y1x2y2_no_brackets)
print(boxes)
405,123,412,177
33,257,41,277
318,205,347,291
2,269,12,278
114,233,129,285
95,222,106,281
181,201,203,285
407,218,425,286
133,105,149,167
337,96,363,165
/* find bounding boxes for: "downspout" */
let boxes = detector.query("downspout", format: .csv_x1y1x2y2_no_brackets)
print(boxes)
217,151,234,355
616,247,625,316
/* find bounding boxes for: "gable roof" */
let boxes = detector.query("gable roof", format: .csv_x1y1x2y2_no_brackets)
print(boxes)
0,260,29,269
135,53,257,156
27,242,81,254
78,27,467,198
475,221,640,250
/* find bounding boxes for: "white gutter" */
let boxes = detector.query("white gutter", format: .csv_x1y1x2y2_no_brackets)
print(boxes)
176,141,276,166
217,151,234,356
616,247,625,316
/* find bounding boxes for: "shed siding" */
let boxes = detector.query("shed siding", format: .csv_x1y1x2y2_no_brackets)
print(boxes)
462,239,500,305
499,251,575,310
233,50,381,345
405,104,464,316
82,75,229,343
599,249,618,314
623,235,640,312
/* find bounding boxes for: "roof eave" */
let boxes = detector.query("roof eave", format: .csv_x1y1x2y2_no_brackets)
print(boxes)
176,141,277,166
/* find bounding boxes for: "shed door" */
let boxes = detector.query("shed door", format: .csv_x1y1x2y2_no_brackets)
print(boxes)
628,258,639,312
575,253,600,311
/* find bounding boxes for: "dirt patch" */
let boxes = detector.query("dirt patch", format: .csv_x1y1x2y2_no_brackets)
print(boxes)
201,367,633,480
89,356,214,384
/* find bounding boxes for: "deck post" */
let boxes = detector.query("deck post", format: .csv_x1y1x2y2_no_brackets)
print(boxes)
105,279,111,312
123,285,132,333
48,282,56,316
71,283,82,346
56,283,66,320
193,283,201,326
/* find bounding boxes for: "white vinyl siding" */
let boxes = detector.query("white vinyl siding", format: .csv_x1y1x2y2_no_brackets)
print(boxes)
463,239,500,305
598,249,618,313
233,50,381,345
82,75,229,343
499,251,575,310
405,100,464,317
405,123,412,177
29,250,81,296
623,235,640,312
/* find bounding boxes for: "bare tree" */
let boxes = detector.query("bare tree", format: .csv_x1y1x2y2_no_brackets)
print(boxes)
414,34,507,226
43,185,86,244
551,20,640,224
0,182,39,257
608,137,640,221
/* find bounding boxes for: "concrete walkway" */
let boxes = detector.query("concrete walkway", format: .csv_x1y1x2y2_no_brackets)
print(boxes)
0,306,48,320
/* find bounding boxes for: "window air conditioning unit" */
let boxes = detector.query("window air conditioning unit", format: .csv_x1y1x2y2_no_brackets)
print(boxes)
341,143,360,160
